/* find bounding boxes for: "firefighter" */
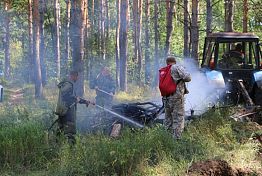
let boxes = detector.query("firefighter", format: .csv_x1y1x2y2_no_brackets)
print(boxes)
93,67,116,108
55,71,89,145
161,56,191,139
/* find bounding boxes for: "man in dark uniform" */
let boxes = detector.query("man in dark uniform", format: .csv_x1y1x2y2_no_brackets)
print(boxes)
93,67,116,108
56,71,89,144
219,43,244,69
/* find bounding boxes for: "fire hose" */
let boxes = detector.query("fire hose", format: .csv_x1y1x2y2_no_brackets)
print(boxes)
49,97,144,131
79,97,145,128
94,104,144,128
95,88,114,97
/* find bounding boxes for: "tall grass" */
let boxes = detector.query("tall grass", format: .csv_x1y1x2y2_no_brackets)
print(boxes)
0,88,261,175
0,122,49,169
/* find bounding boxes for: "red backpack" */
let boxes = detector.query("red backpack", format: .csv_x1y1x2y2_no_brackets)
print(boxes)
159,64,177,96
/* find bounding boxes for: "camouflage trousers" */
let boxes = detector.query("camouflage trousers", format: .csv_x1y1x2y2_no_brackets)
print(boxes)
163,95,185,139
57,117,76,145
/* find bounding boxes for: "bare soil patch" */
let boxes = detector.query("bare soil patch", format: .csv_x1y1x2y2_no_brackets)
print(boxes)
187,159,258,176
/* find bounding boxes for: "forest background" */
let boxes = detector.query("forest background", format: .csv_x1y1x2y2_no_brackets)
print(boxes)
0,0,261,97
1,0,262,175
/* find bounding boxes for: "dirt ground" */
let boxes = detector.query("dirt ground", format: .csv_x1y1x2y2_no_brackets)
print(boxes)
187,159,260,176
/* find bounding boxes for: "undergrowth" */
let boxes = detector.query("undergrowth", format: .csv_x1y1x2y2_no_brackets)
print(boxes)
0,85,261,175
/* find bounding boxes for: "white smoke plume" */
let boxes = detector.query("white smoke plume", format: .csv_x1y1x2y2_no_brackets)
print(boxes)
182,58,219,115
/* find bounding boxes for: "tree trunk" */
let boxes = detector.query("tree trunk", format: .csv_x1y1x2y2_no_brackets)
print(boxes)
137,0,142,85
165,0,175,57
224,0,234,32
144,0,150,85
119,0,129,91
243,0,248,32
54,0,61,79
132,0,143,84
33,0,43,98
153,0,159,87
100,0,105,60
191,0,199,60
4,1,11,80
206,0,212,35
70,0,85,96
39,0,47,86
183,0,189,57
115,0,120,89
132,0,138,63
28,0,34,83
105,0,109,40
64,0,70,74
84,0,90,81
88,0,95,82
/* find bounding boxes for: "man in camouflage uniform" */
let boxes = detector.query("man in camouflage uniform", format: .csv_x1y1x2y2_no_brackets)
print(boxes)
162,56,191,139
56,71,89,145
93,67,116,108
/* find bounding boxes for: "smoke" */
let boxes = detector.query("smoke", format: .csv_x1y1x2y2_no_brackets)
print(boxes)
182,58,220,115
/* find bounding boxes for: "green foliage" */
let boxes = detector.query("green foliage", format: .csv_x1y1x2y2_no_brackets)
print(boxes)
49,126,175,176
0,105,261,175
0,122,49,170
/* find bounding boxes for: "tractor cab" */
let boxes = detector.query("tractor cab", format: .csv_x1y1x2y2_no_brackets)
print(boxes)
201,32,262,105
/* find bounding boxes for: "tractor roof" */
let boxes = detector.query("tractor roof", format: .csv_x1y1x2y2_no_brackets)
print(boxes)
206,32,259,42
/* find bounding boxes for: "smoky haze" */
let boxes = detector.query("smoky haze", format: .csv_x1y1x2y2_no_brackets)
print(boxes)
182,58,219,115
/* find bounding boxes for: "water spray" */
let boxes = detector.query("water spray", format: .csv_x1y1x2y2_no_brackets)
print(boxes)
94,104,144,128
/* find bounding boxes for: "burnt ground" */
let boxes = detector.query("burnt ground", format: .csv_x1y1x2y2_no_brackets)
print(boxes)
187,159,260,176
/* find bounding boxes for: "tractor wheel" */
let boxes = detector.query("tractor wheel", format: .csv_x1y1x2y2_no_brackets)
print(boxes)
254,87,262,106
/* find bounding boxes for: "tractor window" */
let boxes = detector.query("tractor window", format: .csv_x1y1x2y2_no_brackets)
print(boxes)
203,41,215,67
258,43,262,69
245,42,257,67
217,42,254,69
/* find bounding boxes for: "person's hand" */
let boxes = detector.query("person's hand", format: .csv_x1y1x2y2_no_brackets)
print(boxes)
95,86,98,90
76,96,80,103
86,101,95,107
85,101,90,107
109,92,114,96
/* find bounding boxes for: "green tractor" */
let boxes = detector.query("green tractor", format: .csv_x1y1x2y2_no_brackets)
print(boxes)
201,32,262,106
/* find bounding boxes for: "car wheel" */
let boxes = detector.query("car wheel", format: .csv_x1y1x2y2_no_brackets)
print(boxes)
254,86,262,106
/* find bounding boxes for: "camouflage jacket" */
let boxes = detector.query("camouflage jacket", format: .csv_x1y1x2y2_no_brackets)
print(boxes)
58,80,77,108
170,64,191,98
57,79,78,122
94,74,116,96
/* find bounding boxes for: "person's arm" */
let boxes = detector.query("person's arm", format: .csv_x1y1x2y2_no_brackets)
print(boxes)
172,65,191,82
